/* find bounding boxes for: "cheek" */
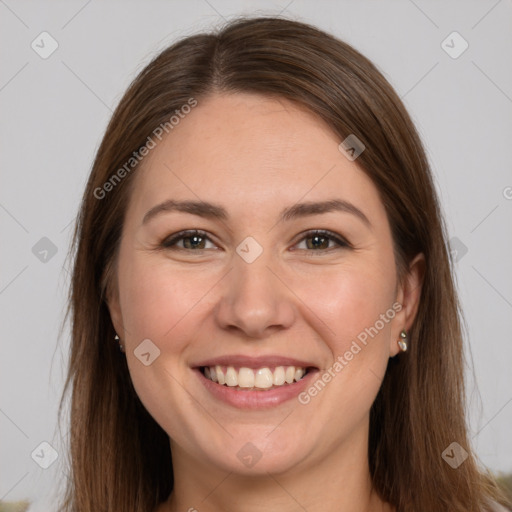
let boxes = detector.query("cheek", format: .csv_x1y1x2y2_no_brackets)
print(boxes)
118,255,202,345
117,255,207,439
297,261,396,421
294,254,396,356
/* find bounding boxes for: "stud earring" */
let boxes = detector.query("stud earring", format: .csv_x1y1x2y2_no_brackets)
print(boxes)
397,329,408,352
114,334,125,353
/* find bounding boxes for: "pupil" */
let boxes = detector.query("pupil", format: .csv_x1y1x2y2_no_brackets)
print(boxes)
308,235,327,249
186,235,204,249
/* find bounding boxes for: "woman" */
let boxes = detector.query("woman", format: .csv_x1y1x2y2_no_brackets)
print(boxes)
59,16,510,512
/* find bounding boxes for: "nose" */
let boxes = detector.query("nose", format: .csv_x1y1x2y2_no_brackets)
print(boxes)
214,252,296,339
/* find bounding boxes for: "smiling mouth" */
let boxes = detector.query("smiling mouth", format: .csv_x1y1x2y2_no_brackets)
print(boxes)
200,365,312,391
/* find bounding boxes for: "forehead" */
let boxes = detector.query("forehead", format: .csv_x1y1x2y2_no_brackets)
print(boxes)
126,93,385,225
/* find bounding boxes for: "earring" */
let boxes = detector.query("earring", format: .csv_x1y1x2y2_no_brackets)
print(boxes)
397,329,408,352
114,334,125,353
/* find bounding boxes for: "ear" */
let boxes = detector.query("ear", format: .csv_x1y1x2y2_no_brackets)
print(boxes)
389,252,425,357
105,276,124,338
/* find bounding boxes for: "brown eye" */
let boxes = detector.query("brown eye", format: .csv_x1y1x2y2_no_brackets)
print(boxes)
162,230,215,250
306,234,330,250
294,230,349,252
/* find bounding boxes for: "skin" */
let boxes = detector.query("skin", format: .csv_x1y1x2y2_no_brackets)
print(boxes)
107,92,425,512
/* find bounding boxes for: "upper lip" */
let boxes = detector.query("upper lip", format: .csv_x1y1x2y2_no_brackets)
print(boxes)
193,355,318,369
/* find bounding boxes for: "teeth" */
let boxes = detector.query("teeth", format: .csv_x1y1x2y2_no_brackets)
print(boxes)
273,366,285,385
254,368,273,389
204,365,308,389
225,367,238,386
295,367,305,381
238,367,255,388
216,366,225,385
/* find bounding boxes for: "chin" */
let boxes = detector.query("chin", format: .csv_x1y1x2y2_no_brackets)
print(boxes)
198,429,311,476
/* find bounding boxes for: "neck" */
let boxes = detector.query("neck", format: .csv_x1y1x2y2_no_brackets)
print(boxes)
159,420,393,512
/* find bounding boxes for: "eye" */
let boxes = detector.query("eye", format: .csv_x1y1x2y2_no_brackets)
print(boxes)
160,229,349,253
161,230,216,251
293,229,349,252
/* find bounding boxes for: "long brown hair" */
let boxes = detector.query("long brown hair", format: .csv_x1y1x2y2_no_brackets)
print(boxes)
58,15,510,512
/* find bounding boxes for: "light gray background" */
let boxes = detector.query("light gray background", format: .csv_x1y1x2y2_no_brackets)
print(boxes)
1,0,511,509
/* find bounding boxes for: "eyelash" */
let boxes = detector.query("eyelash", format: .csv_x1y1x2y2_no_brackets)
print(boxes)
160,229,349,254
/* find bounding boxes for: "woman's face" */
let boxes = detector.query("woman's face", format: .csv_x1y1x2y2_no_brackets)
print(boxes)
108,92,421,476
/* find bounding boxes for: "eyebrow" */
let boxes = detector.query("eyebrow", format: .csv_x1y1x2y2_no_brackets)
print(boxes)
142,198,371,228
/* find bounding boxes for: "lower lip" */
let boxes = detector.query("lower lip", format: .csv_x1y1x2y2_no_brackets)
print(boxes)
194,368,318,409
